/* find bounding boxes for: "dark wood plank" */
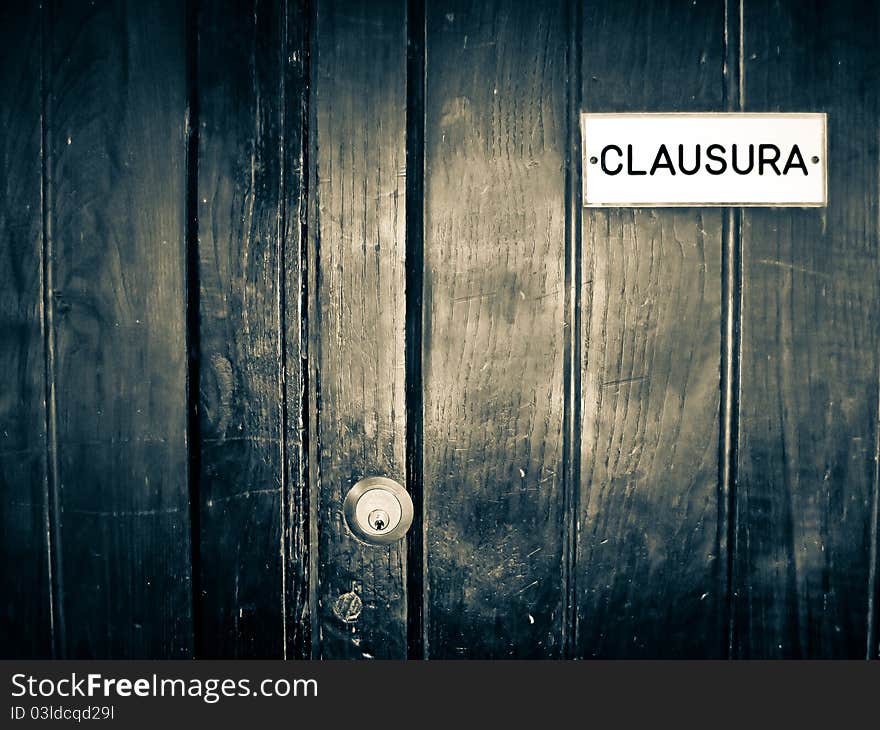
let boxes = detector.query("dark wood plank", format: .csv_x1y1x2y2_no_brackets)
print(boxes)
46,0,192,658
735,0,880,658
310,0,409,658
423,0,568,658
197,0,307,659
281,0,312,662
576,0,725,657
0,2,52,658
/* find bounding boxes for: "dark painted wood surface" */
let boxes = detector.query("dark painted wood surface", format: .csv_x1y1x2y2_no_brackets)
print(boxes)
309,0,409,658
45,0,192,658
196,0,307,659
577,0,725,658
0,2,52,659
735,0,880,659
423,0,568,658
281,0,312,663
2,0,880,660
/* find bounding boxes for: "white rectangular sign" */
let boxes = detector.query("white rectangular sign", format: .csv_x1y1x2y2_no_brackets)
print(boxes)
581,113,827,207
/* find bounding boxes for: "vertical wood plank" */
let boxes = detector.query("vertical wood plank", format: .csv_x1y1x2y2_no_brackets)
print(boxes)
282,0,312,661
735,0,880,658
46,0,192,657
423,0,568,658
577,0,726,657
310,0,409,658
197,0,307,658
0,3,52,658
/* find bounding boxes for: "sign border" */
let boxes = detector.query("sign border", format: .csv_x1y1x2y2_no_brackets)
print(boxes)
580,112,828,208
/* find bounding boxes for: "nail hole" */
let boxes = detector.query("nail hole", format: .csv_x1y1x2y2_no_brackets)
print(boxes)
811,156,820,164
589,156,598,165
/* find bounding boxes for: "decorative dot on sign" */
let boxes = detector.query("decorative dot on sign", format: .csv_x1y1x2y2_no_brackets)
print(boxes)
589,156,598,165
811,156,820,164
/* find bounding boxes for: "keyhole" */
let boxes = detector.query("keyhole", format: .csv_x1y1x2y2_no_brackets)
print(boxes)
368,508,390,531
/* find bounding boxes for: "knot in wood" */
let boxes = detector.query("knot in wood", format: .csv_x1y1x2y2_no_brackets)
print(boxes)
333,591,363,624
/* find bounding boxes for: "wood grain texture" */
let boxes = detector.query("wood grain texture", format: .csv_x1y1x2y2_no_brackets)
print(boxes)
281,0,311,662
46,0,192,657
197,0,307,658
0,3,52,658
576,0,725,657
310,0,409,658
423,0,568,658
735,0,880,658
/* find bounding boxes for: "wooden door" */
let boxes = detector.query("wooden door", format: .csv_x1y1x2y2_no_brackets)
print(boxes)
1,0,878,660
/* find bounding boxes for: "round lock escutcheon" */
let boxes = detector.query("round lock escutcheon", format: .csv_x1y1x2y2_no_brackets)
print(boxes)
343,476,413,545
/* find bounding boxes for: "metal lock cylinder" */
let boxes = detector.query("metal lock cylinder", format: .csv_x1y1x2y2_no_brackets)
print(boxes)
342,476,413,545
